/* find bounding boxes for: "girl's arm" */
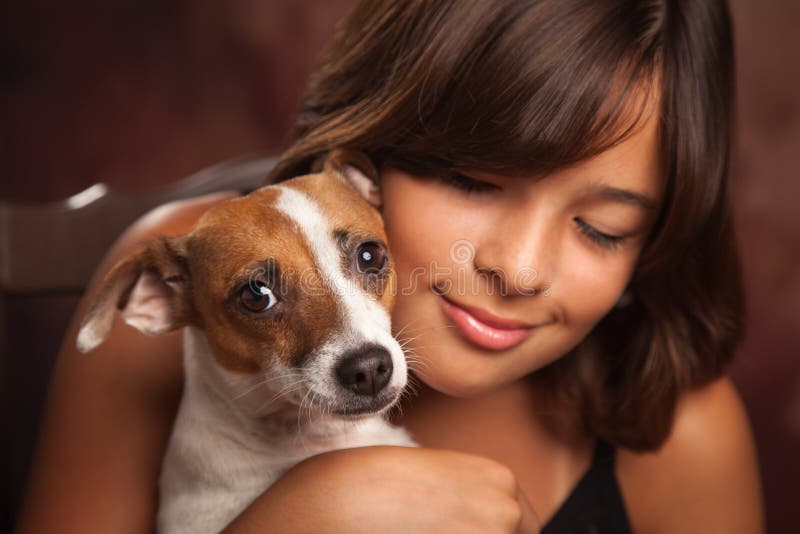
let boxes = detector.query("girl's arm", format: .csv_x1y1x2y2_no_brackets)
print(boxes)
618,376,765,534
223,445,540,534
15,192,239,534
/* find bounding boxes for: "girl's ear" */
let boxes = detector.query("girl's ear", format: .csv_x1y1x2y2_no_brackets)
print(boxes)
317,149,382,208
76,236,191,354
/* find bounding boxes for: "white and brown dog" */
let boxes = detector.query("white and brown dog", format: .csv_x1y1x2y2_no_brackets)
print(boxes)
76,151,415,533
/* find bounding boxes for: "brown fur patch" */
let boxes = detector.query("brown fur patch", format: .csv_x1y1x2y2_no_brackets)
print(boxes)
184,185,343,373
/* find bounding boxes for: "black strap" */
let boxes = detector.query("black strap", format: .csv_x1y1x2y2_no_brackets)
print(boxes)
540,440,632,534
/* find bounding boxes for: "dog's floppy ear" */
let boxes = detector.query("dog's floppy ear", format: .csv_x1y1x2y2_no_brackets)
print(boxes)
317,149,382,208
76,236,191,353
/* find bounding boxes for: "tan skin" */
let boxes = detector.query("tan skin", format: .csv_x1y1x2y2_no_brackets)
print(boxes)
17,108,764,533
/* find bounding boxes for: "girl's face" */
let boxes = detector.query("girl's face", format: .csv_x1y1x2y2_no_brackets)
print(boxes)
380,110,665,397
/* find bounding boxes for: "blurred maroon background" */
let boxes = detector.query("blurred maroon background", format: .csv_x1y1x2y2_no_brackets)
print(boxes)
1,1,798,532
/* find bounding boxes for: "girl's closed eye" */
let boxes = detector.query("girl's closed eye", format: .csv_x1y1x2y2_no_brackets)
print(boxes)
438,172,501,194
573,218,626,250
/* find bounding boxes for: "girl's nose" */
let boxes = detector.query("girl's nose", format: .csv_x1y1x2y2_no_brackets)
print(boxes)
471,219,553,297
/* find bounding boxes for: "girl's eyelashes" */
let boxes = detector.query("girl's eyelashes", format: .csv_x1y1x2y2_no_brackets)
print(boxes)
438,172,501,194
573,218,626,250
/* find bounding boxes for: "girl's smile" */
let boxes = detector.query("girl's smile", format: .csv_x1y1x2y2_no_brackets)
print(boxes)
436,291,541,351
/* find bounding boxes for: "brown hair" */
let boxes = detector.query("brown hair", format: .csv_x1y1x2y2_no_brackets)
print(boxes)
268,0,743,452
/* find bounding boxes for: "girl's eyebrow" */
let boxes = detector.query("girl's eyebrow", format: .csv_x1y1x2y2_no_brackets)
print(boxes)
581,184,657,211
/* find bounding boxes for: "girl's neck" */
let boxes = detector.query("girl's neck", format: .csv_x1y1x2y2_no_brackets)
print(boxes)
390,372,581,449
397,372,538,415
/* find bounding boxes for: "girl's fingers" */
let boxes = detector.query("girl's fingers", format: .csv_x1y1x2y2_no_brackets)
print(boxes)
515,486,541,534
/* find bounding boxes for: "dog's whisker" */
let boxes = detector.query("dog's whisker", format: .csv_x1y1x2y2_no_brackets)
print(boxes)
305,390,320,426
320,393,332,422
253,381,304,415
403,381,420,399
229,373,304,403
255,388,297,418
257,376,307,401
402,353,430,371
293,386,317,447
255,379,307,413
308,391,320,426
404,372,423,397
392,318,426,339
396,328,426,340
397,335,425,349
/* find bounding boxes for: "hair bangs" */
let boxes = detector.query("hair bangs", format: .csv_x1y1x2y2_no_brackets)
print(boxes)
381,0,665,178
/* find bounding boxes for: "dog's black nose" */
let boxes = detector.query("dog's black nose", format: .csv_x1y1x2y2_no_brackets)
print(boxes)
336,346,393,396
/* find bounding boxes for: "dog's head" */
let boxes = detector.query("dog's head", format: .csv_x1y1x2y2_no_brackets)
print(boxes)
77,150,407,418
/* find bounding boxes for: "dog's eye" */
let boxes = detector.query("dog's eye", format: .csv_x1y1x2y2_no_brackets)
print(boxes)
356,242,386,274
240,281,277,312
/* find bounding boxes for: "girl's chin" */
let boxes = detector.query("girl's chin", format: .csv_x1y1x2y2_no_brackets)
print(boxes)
409,360,508,399
406,338,566,399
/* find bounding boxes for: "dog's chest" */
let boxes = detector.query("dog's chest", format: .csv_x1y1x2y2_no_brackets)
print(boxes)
157,391,412,534
156,346,321,532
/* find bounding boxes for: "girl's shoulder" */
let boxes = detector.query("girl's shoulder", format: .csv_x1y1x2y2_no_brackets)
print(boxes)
616,376,764,533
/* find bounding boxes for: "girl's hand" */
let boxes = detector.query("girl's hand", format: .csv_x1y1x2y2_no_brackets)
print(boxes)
224,445,540,533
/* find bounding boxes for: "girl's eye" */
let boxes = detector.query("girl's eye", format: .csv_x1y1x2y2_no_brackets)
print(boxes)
240,281,278,312
438,172,500,194
574,218,625,250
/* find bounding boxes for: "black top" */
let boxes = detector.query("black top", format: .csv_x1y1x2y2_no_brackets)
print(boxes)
540,440,632,534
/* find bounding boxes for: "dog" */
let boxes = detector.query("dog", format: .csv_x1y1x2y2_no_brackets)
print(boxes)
76,150,416,533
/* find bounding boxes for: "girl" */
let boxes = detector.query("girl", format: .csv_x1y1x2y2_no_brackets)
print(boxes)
18,1,764,532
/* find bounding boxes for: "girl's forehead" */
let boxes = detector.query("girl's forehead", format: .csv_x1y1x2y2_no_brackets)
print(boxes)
565,141,663,215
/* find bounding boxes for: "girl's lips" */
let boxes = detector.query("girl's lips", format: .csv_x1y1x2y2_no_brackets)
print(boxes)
437,294,535,351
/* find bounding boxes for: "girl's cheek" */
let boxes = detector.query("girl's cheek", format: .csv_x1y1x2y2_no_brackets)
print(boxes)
384,186,474,286
559,244,636,326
